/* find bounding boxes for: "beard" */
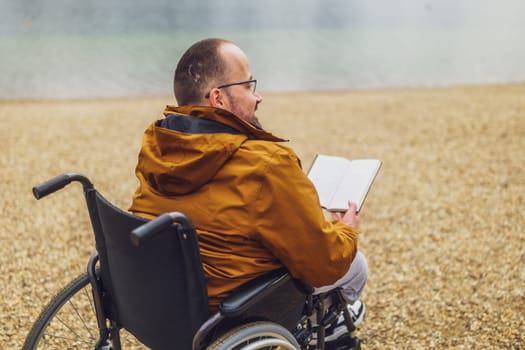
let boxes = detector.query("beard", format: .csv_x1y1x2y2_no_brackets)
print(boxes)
248,101,263,129
250,113,263,129
227,92,263,129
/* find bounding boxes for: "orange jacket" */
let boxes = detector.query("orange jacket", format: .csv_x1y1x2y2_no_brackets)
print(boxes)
129,105,359,309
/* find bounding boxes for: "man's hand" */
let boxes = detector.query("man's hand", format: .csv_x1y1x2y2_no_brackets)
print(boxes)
330,201,360,228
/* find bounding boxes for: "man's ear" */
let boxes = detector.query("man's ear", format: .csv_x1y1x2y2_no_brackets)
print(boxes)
208,88,225,108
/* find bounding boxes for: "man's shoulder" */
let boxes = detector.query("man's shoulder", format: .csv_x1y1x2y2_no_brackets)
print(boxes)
236,141,302,171
241,139,295,156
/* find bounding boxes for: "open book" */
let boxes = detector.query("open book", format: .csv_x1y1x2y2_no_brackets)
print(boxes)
307,154,382,212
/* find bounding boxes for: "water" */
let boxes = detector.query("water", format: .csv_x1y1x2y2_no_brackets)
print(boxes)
1,0,525,100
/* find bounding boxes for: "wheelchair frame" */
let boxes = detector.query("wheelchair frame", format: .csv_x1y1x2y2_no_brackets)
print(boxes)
23,173,361,350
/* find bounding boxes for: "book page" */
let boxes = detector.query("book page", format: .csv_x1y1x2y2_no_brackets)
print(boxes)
306,155,348,209
330,159,382,211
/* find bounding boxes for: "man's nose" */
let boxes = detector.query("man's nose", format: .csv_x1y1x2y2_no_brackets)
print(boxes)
255,91,263,103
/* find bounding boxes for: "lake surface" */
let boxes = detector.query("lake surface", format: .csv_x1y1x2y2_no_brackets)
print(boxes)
1,0,524,99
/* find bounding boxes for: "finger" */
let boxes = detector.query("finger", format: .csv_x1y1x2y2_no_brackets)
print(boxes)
331,211,342,220
347,201,358,213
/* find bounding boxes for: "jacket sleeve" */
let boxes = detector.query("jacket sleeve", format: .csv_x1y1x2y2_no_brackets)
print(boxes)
252,148,359,287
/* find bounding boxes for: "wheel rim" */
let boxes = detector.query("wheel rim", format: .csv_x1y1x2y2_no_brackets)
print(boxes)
206,321,300,350
226,332,296,350
238,338,296,350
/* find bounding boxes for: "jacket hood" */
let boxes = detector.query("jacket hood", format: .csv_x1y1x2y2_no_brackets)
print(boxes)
135,105,285,195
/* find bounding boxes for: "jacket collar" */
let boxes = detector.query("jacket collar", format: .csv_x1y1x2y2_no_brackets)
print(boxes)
162,105,287,142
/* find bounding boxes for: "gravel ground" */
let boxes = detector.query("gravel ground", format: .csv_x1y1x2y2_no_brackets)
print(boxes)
1,84,523,349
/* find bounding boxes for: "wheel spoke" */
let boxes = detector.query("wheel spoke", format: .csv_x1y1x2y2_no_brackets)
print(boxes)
22,273,99,349
64,288,96,339
41,332,95,346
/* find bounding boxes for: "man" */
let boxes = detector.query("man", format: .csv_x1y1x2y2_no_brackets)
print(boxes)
129,38,367,339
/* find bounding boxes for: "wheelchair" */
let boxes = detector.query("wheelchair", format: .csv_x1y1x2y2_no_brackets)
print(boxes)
23,173,362,350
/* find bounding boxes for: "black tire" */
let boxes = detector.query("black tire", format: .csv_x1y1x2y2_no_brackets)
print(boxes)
22,273,145,350
206,321,300,350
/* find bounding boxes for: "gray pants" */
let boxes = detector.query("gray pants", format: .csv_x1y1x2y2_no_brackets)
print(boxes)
313,251,368,304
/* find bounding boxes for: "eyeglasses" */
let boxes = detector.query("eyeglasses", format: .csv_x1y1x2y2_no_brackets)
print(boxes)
205,79,257,98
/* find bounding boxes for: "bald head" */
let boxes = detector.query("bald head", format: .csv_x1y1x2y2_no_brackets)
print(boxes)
173,38,233,106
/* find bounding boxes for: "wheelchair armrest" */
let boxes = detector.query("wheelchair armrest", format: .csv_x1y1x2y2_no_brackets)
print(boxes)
219,269,312,318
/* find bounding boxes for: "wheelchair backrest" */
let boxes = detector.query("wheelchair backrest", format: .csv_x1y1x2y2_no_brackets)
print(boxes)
85,188,209,349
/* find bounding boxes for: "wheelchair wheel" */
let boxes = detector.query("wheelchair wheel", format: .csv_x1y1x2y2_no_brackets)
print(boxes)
22,273,146,350
206,321,300,350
